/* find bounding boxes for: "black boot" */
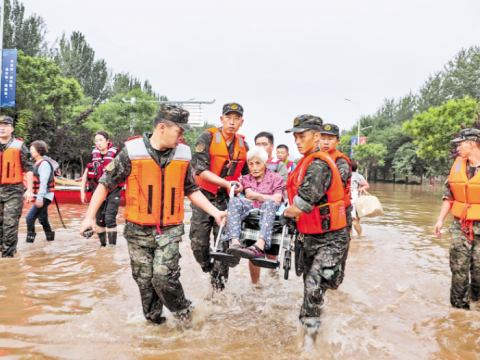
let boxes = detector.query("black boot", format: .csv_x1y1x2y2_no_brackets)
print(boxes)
98,232,107,247
26,232,36,243
46,232,55,241
108,231,117,246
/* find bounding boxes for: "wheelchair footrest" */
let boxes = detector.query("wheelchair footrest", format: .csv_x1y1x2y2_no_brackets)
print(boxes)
250,258,279,269
210,252,238,264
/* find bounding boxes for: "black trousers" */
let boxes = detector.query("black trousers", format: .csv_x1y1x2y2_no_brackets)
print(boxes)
95,187,121,229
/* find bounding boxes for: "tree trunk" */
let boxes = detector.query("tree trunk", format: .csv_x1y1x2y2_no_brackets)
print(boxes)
383,170,386,182
406,176,409,183
393,173,396,183
365,167,368,181
420,168,423,184
374,169,378,183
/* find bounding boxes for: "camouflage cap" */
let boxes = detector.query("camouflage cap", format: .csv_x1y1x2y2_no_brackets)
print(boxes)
156,105,193,131
285,114,323,133
223,102,244,116
451,128,480,143
320,123,340,137
0,116,13,125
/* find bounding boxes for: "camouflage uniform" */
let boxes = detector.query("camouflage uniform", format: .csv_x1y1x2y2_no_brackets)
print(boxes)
100,128,199,322
443,162,480,309
189,103,249,289
320,124,353,283
286,115,349,330
0,136,33,258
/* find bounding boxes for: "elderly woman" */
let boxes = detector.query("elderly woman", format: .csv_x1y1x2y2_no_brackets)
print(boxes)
225,146,285,261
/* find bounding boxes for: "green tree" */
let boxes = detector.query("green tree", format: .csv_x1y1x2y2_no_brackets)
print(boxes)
404,96,478,163
392,142,427,182
2,0,49,57
352,143,386,180
54,32,108,104
418,46,480,112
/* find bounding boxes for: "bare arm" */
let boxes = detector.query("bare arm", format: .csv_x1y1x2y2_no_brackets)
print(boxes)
199,171,243,194
434,200,453,237
358,180,370,191
284,204,303,218
80,168,88,203
23,171,34,202
79,184,108,235
188,190,227,226
245,189,282,205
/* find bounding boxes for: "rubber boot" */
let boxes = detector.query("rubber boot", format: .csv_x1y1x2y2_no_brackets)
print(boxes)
98,232,107,247
108,231,117,246
46,232,55,241
26,232,36,243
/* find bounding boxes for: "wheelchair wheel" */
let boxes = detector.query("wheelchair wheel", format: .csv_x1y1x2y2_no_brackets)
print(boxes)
283,250,291,280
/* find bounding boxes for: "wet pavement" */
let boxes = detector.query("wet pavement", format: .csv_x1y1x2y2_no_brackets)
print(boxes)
1,183,480,359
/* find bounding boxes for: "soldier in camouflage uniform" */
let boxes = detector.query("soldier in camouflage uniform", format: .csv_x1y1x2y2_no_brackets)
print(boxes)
189,103,249,291
434,128,480,309
0,116,34,258
80,106,226,324
319,123,352,283
281,115,349,336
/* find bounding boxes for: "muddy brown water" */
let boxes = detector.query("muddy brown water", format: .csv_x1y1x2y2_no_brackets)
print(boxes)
1,183,479,359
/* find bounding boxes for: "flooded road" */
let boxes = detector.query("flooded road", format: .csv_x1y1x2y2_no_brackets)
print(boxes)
1,183,480,359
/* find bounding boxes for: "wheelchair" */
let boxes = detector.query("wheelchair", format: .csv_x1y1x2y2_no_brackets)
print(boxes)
210,205,301,280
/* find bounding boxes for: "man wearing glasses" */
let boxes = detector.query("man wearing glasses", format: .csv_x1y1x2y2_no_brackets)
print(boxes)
0,116,34,258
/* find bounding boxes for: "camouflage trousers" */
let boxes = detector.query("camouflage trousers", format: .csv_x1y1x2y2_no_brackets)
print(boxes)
449,220,480,309
189,193,229,289
0,196,24,258
300,228,349,320
124,221,189,323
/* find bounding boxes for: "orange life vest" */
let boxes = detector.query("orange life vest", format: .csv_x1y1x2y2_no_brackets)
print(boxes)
448,157,480,242
123,136,191,227
195,127,247,195
287,151,347,234
327,149,352,208
33,158,55,194
0,138,24,185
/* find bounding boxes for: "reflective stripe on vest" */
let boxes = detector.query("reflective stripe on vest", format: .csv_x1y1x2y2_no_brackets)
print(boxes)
33,158,55,194
327,149,352,208
195,127,247,195
449,157,480,221
124,138,191,226
1,139,24,185
286,151,347,234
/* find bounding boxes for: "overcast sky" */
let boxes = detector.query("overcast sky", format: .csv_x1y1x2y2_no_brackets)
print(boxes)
22,0,480,158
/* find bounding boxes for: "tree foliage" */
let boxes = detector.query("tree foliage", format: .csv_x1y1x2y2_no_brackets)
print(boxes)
54,32,108,104
352,143,386,180
2,0,49,57
404,97,478,163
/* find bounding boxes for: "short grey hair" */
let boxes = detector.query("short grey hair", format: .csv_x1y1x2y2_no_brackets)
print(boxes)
247,146,268,164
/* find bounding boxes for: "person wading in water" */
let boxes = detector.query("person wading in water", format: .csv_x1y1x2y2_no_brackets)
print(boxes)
434,126,480,309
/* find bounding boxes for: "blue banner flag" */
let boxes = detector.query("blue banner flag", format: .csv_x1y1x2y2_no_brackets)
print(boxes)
1,49,18,108
350,136,358,156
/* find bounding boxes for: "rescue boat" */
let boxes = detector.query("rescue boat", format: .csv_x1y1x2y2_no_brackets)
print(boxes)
54,176,126,205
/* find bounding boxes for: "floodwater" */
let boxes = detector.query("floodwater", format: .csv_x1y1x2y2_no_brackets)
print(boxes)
1,183,480,359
